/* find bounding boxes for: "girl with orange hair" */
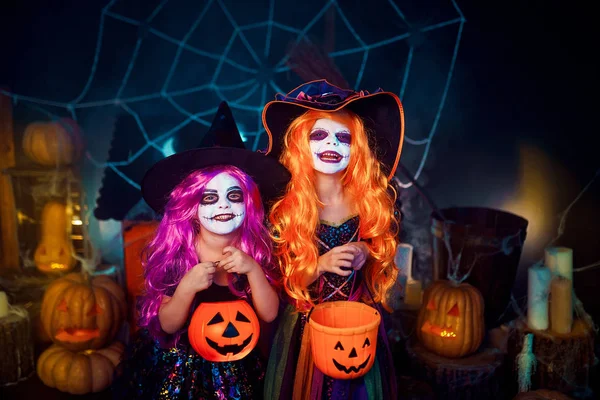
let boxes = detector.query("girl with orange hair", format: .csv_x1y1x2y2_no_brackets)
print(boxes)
262,80,405,400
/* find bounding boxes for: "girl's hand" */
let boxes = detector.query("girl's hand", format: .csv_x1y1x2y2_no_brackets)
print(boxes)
317,245,359,277
180,261,216,293
220,246,260,275
347,242,370,271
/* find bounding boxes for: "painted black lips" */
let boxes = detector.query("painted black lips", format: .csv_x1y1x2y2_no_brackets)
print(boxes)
332,354,371,374
205,334,253,355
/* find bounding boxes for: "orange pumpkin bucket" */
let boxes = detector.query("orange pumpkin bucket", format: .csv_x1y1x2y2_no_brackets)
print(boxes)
307,301,380,380
188,300,260,362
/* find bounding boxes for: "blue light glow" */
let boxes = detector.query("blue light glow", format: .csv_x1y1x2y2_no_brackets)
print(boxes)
161,137,176,157
1,0,465,191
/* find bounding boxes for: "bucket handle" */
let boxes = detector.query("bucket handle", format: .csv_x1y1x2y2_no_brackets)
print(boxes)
307,306,315,322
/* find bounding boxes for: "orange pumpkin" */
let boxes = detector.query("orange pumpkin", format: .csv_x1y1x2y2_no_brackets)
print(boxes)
123,221,159,336
22,118,83,166
41,273,126,352
188,300,260,362
34,201,76,274
308,301,380,380
417,280,485,358
37,341,124,394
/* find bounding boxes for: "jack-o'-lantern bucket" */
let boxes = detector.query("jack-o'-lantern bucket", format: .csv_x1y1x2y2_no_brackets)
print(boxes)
188,300,260,362
307,301,380,380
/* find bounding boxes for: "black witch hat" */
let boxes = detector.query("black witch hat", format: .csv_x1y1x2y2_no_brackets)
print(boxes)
141,101,290,214
262,79,405,179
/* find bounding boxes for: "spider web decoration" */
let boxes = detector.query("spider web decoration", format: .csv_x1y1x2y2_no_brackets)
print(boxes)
2,0,465,220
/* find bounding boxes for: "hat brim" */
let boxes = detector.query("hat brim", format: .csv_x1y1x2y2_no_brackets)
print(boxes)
141,147,291,214
262,90,404,179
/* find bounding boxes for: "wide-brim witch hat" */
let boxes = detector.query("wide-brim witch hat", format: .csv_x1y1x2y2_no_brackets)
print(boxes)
262,79,405,179
142,101,291,214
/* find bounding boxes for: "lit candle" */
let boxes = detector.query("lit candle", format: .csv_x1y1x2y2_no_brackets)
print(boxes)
404,279,422,307
0,291,8,318
527,264,551,330
550,276,573,334
545,247,573,280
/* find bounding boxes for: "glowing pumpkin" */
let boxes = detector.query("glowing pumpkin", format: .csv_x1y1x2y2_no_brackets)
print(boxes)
417,280,485,358
308,301,380,380
34,201,76,274
22,118,83,166
41,273,126,352
37,341,124,394
188,300,260,362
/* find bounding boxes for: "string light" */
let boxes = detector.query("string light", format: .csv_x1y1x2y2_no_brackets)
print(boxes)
0,0,465,192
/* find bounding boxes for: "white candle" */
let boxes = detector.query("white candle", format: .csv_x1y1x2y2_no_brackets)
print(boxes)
395,243,414,281
0,291,8,318
545,247,573,280
404,279,422,307
527,264,552,330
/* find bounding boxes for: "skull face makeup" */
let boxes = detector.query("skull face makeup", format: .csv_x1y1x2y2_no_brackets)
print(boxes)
198,172,246,235
309,118,351,175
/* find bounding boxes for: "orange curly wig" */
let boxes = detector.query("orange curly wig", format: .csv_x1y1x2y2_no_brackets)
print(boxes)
269,109,399,312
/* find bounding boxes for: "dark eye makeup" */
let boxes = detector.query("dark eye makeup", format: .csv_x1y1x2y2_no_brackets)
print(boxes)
335,131,351,144
201,193,218,205
227,189,244,203
309,129,328,141
310,128,352,144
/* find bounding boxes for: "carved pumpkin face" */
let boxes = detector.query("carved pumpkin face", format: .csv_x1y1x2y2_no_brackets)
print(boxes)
308,301,380,380
41,273,126,352
416,280,485,358
34,202,76,274
188,300,260,362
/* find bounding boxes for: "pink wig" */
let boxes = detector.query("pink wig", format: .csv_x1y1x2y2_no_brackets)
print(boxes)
137,165,274,344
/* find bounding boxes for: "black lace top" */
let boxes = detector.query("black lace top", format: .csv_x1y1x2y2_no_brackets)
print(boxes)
310,215,363,302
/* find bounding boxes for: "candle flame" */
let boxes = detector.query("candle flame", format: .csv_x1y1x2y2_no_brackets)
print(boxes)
421,321,457,338
50,262,68,270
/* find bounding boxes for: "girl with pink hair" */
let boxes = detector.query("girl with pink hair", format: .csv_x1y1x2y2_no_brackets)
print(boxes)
113,102,290,399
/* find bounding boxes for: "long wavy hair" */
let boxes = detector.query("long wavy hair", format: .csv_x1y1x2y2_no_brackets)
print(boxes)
138,165,275,342
269,110,399,312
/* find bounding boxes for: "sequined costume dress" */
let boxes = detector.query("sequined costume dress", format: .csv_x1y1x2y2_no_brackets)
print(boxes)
264,216,397,400
112,283,265,400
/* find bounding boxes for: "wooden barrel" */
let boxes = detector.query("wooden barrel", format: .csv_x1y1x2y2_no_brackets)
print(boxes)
506,318,595,397
406,338,505,399
0,306,35,386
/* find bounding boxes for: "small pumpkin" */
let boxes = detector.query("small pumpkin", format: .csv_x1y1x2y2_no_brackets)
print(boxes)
41,273,126,352
34,201,76,274
308,301,380,380
22,118,83,166
37,341,124,394
417,280,485,358
188,300,260,362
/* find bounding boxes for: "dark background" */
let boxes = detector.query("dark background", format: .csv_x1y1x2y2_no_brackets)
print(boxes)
0,1,598,396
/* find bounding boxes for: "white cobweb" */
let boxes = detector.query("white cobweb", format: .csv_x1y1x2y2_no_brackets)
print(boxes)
3,0,465,192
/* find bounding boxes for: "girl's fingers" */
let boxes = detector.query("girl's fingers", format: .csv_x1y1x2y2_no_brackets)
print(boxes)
220,260,235,271
339,244,359,254
336,253,355,262
204,266,216,274
223,246,237,256
220,254,235,266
